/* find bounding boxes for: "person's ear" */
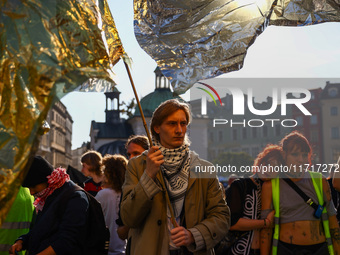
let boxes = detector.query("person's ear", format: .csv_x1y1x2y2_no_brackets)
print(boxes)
154,125,160,134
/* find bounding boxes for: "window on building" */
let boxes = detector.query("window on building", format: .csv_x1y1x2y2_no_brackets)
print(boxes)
252,128,257,138
275,124,281,136
296,116,303,126
332,149,340,162
331,127,340,139
263,126,268,138
232,129,237,141
310,115,318,125
310,129,318,143
329,88,338,97
311,91,315,100
209,132,214,142
331,107,338,116
242,128,247,139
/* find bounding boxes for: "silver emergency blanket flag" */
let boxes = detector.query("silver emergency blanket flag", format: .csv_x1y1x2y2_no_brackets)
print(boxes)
134,0,340,94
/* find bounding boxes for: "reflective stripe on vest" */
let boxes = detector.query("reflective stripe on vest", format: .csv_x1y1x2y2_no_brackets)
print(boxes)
0,221,30,229
271,172,334,255
0,244,12,252
309,171,334,255
271,178,280,255
0,221,31,252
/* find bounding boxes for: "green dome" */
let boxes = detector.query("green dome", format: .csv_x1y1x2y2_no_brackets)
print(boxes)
134,88,182,117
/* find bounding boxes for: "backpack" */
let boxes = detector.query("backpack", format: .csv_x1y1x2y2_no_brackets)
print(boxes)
58,184,110,255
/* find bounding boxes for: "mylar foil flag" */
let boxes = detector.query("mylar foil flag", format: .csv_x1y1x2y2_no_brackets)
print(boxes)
0,0,126,226
134,0,340,95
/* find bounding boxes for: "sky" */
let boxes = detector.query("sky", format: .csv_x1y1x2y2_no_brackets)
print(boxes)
60,1,340,149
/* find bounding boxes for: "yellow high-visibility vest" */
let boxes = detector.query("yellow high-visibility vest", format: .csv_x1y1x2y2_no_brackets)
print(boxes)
0,187,34,255
271,171,334,255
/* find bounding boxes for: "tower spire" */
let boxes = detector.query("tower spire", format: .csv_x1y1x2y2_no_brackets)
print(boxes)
105,87,121,123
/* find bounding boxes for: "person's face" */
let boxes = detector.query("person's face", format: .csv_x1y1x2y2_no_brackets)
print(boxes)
154,109,188,149
127,142,145,159
258,156,281,181
284,146,309,169
28,182,48,196
81,162,91,177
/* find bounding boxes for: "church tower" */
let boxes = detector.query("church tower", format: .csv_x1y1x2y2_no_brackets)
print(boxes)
154,67,171,90
105,87,121,124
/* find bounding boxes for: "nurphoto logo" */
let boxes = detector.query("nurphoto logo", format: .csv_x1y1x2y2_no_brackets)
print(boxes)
193,79,313,128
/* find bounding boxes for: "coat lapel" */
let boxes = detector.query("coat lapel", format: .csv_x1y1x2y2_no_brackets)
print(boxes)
187,172,196,192
187,151,198,192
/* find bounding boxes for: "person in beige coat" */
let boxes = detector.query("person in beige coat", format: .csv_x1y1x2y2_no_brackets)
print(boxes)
121,99,230,255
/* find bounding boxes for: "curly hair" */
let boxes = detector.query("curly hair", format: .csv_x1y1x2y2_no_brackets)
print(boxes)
102,154,127,193
80,150,103,176
254,144,284,167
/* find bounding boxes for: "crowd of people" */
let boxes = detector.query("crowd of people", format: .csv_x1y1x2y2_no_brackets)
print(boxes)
2,98,340,255
225,132,340,255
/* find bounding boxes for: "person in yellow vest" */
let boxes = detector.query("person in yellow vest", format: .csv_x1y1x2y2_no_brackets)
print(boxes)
0,187,34,255
261,131,340,255
224,144,283,255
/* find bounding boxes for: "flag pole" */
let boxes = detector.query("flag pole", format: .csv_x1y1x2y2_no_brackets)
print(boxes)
123,61,178,227
123,61,153,146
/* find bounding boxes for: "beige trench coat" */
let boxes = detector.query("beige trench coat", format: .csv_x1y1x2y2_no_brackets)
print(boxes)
121,151,230,255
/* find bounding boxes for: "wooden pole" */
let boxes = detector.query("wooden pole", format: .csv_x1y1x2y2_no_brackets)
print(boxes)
123,61,178,227
123,61,153,146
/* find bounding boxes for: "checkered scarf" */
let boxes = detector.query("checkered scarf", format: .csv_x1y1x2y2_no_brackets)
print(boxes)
33,167,70,212
153,139,190,218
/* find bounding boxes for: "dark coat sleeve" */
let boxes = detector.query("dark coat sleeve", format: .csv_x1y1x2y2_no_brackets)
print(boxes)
226,179,245,226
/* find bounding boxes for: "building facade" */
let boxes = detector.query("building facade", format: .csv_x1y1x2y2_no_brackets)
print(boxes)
71,142,90,170
320,82,340,164
37,100,73,168
292,88,324,163
89,87,134,155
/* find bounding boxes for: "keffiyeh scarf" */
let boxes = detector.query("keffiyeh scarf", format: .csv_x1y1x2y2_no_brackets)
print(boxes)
33,167,70,212
153,139,191,218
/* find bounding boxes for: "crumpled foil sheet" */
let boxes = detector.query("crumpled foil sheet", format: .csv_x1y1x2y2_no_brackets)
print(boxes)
134,0,340,94
0,0,125,226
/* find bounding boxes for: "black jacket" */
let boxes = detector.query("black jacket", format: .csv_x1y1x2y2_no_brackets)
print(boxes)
19,181,89,255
